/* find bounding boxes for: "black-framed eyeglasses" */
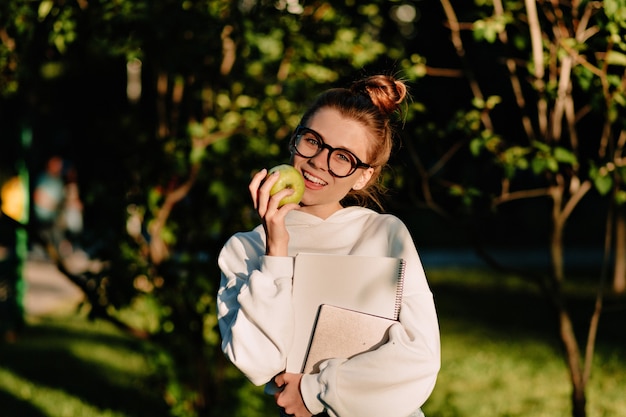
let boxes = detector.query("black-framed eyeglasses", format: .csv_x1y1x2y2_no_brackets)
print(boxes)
289,126,372,178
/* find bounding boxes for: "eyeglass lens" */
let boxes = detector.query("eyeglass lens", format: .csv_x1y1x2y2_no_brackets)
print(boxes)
293,128,360,177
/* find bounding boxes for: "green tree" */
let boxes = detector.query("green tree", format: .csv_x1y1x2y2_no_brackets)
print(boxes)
1,1,412,415
397,1,626,416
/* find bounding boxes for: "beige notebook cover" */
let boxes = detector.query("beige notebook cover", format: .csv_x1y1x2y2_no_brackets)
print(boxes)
286,253,405,373
303,304,396,374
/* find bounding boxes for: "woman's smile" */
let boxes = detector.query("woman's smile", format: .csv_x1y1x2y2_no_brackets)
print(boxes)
302,170,327,188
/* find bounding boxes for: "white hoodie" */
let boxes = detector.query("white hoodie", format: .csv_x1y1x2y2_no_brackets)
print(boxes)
217,206,440,417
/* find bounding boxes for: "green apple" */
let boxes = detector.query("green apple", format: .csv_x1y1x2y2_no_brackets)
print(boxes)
266,164,305,207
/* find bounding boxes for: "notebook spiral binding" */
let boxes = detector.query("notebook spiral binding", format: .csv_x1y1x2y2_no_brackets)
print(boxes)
393,259,406,320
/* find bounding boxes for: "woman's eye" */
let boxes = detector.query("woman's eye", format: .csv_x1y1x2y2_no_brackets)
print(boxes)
304,137,320,147
334,151,352,164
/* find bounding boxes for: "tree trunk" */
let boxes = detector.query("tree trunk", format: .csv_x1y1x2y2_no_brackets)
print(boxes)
613,207,626,293
550,186,565,281
554,282,588,417
572,384,587,417
550,189,587,417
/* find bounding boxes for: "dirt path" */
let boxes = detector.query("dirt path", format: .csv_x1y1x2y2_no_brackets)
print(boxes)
23,258,85,317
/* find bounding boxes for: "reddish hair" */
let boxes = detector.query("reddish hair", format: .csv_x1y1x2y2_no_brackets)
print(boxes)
298,74,408,210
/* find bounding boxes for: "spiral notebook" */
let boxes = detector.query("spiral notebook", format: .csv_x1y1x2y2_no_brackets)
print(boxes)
286,253,405,373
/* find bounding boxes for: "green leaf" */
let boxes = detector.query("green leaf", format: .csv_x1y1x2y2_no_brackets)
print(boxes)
485,95,502,109
38,0,54,20
471,97,485,109
448,185,464,196
606,50,626,67
531,157,546,175
615,190,626,205
604,0,626,28
209,180,231,207
469,138,483,156
546,157,559,172
502,164,515,179
189,147,206,164
590,164,614,195
617,166,626,183
553,147,577,165
532,141,551,153
188,122,205,138
594,174,613,195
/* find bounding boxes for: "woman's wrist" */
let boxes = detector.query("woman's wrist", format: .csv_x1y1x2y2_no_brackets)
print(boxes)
265,239,289,256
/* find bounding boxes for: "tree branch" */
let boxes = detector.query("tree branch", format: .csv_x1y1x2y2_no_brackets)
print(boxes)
439,0,492,131
525,0,548,137
492,186,552,206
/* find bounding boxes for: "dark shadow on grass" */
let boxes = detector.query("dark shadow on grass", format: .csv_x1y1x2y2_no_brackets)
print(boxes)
0,317,170,417
15,317,144,350
432,280,626,360
0,389,48,417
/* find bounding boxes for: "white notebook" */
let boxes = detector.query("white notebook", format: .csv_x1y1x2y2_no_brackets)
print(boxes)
286,253,405,373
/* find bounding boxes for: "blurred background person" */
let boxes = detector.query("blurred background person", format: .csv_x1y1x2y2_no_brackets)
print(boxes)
58,164,84,257
32,155,65,255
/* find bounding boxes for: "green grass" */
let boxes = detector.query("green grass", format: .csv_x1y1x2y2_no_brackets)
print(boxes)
422,266,626,417
1,266,624,417
0,315,169,417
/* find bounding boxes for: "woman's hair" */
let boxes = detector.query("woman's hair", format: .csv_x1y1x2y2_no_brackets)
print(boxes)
298,74,408,211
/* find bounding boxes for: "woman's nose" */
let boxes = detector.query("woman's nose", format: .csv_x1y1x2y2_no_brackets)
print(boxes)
307,148,329,170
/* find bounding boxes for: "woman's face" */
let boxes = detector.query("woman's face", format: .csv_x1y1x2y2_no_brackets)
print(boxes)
292,107,374,219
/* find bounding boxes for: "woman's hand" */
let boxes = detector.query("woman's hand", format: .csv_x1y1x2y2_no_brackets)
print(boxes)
274,372,313,417
250,168,300,256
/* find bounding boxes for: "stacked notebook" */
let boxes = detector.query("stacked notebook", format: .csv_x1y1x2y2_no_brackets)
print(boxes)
302,304,397,374
286,253,406,374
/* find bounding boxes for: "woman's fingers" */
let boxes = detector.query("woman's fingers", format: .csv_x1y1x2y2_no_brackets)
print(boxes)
260,170,280,208
249,168,268,209
251,168,280,215
250,168,300,256
255,170,299,217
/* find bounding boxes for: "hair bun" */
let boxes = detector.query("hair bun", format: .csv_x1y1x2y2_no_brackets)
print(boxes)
351,75,407,116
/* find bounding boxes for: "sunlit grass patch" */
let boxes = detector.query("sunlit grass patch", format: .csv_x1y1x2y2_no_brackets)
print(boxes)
423,266,626,417
0,367,129,417
0,315,168,417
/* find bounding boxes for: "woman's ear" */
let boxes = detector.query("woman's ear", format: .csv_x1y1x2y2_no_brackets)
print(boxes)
352,167,374,190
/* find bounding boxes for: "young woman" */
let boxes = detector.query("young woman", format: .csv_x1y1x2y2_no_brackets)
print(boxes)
217,74,440,417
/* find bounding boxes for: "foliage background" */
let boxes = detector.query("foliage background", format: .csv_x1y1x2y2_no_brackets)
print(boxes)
1,1,625,416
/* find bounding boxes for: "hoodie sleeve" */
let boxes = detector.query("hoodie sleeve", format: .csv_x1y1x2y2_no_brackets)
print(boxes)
217,231,295,386
299,217,441,417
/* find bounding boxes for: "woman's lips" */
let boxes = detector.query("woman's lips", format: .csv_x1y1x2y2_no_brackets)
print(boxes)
302,170,327,189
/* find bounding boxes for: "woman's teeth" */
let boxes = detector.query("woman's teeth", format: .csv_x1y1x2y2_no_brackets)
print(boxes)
303,171,327,186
